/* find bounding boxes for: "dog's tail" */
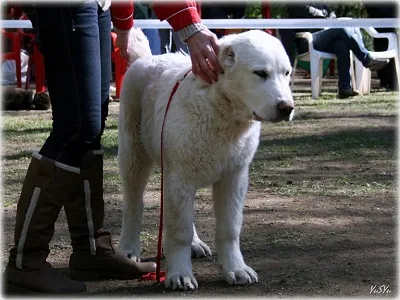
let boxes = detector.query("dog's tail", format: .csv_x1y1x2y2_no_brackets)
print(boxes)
126,28,152,66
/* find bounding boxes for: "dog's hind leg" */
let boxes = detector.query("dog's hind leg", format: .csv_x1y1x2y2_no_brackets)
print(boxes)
163,177,198,290
117,101,153,261
191,223,211,258
213,167,258,285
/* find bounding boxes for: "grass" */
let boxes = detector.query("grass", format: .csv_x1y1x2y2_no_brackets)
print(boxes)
1,86,397,209
249,90,397,201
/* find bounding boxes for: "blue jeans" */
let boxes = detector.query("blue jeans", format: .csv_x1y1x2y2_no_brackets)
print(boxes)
35,3,111,167
312,28,371,90
158,29,188,54
142,29,161,55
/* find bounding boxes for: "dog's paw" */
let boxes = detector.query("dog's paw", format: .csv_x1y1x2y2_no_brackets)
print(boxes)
164,273,198,290
222,265,258,285
191,238,212,258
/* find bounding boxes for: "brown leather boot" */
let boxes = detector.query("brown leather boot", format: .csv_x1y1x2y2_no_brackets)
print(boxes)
65,150,156,280
4,153,87,294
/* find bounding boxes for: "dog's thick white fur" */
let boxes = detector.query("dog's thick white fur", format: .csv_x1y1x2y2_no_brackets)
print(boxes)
118,28,294,290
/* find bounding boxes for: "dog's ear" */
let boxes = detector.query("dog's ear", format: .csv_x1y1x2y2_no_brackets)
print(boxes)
219,45,236,70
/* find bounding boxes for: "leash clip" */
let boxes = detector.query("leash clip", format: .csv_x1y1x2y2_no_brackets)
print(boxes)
178,69,192,83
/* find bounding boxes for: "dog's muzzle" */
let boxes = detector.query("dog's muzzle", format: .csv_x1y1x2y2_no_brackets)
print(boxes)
278,101,294,121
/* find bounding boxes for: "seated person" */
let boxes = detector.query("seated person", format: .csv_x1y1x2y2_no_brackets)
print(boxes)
279,2,389,99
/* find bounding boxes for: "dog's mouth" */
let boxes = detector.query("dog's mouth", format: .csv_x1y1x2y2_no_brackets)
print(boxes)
253,111,294,123
252,112,263,121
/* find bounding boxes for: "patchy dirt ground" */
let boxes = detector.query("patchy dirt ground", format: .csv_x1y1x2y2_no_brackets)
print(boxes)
1,76,397,298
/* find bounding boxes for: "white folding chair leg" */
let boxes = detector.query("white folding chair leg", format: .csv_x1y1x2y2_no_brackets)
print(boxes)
291,58,298,90
350,54,356,92
354,58,371,94
394,56,400,87
310,56,322,99
318,59,323,96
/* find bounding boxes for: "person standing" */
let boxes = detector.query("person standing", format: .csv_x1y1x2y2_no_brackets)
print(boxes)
4,0,222,294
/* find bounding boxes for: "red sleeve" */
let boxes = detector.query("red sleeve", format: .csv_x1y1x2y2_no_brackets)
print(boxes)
152,1,201,32
110,2,134,31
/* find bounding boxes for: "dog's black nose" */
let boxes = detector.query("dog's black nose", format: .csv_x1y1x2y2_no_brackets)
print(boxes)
278,101,294,118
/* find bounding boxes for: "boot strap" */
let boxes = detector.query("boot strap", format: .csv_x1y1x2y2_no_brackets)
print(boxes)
83,179,97,255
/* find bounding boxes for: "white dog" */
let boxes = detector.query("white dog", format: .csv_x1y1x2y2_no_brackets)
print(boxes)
117,29,294,290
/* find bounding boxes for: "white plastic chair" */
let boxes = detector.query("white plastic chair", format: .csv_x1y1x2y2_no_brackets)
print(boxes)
353,27,400,94
291,31,356,99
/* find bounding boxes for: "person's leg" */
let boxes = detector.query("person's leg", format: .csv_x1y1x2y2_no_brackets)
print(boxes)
3,4,95,294
313,28,388,70
142,29,162,55
38,4,103,167
313,31,353,90
332,40,352,91
313,28,369,65
143,10,162,55
93,6,112,150
332,40,360,98
278,29,297,66
159,29,172,54
172,30,188,54
313,31,359,98
4,152,87,294
61,5,156,280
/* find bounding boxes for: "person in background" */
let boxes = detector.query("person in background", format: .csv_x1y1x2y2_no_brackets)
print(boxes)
158,1,201,54
4,0,223,294
159,25,189,54
279,2,389,99
364,2,399,91
201,2,247,38
134,2,161,55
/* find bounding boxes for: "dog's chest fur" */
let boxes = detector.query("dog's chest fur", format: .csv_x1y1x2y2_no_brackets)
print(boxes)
135,55,262,187
148,88,260,187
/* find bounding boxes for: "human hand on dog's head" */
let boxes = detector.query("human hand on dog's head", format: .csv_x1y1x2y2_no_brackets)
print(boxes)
186,29,224,84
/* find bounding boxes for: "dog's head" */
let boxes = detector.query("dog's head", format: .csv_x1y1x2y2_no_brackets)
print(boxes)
217,30,294,123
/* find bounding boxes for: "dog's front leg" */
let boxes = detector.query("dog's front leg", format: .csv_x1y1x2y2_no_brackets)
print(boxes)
163,176,198,290
213,166,258,285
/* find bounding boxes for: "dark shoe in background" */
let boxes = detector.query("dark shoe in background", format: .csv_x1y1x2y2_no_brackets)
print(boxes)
337,88,360,99
2,87,51,110
367,58,390,71
32,92,51,110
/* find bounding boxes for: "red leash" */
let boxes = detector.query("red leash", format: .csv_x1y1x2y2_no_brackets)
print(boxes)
141,69,191,283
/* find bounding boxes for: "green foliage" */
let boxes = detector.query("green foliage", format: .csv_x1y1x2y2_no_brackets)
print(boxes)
243,1,374,49
244,2,262,19
329,1,369,18
244,1,369,19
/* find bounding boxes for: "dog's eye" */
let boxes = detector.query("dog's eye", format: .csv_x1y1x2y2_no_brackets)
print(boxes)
285,70,290,76
253,70,268,80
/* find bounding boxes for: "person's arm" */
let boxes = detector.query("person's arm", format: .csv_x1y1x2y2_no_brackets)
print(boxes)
153,1,223,84
110,2,134,60
304,2,335,19
110,2,134,30
152,2,203,41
